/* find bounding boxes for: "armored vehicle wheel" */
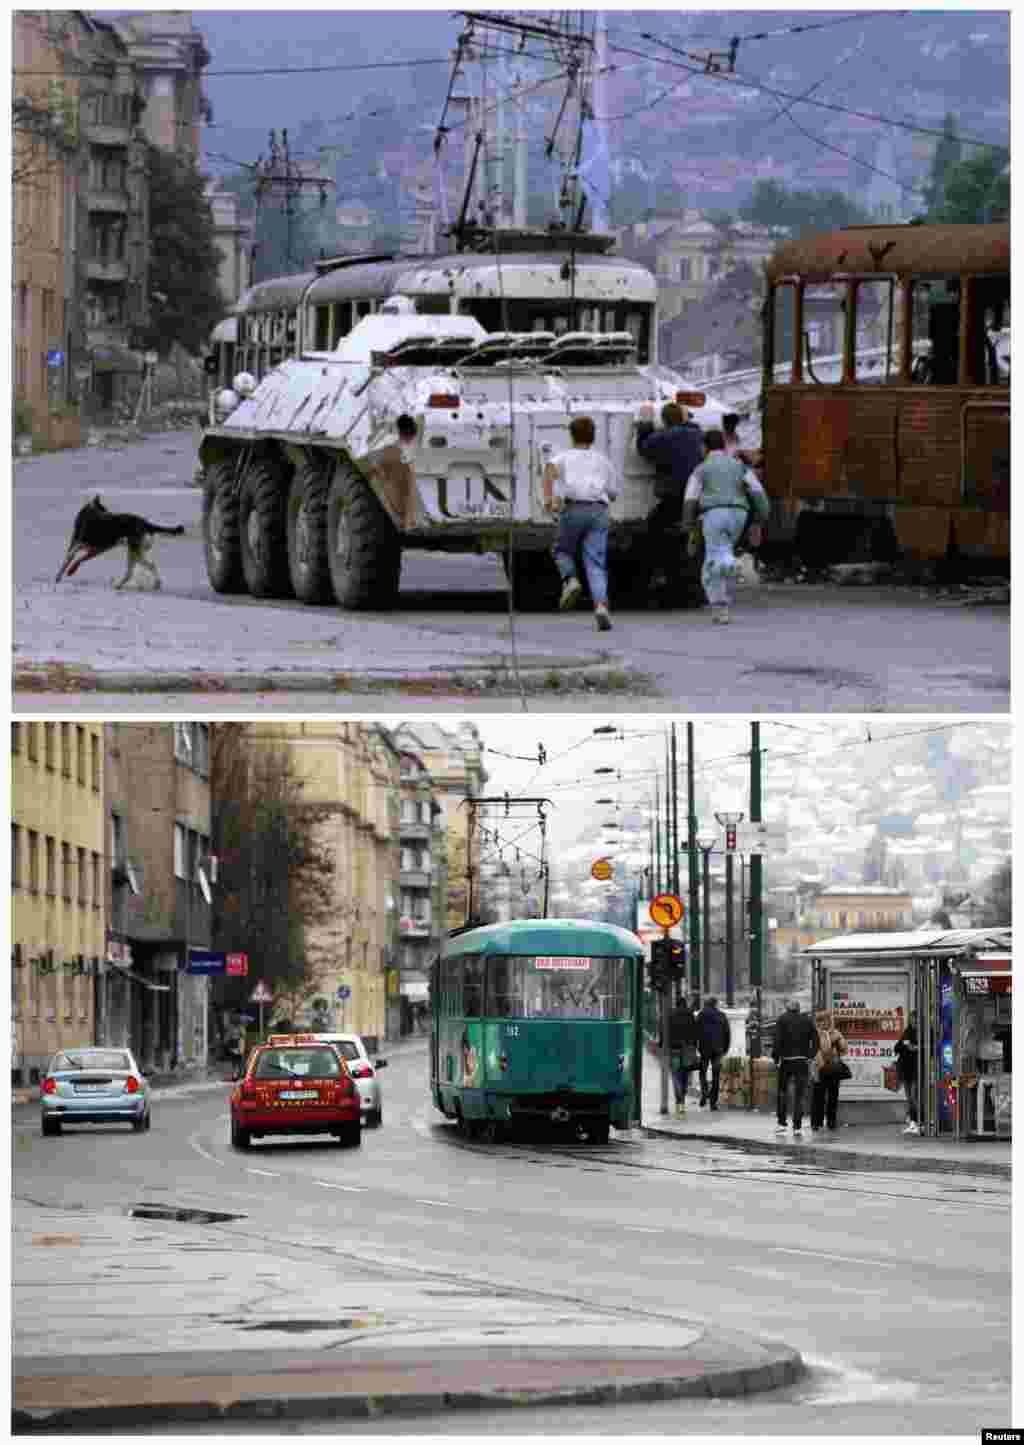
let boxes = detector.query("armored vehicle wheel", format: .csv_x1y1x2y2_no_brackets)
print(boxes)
326,461,401,610
286,464,333,604
203,460,246,594
501,549,562,610
240,459,293,598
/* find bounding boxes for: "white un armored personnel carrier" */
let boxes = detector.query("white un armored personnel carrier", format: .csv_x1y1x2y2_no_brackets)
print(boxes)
199,296,724,610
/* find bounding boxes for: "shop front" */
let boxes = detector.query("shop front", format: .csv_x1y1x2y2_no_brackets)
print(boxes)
804,927,1011,1141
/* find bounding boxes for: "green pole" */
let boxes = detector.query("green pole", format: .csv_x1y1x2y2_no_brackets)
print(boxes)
749,723,764,991
687,723,700,1004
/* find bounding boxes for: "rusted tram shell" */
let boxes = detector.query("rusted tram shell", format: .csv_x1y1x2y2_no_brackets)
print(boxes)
766,222,1009,284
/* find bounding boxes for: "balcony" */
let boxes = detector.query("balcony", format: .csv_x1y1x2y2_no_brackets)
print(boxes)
399,916,432,938
85,188,130,215
400,821,432,842
85,259,129,284
83,121,132,148
400,868,431,890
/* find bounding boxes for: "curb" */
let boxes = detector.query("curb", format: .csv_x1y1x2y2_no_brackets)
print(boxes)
13,658,647,697
641,1122,1012,1179
13,1342,804,1430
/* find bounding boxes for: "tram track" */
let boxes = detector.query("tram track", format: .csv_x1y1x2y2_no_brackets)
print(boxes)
434,1124,1010,1211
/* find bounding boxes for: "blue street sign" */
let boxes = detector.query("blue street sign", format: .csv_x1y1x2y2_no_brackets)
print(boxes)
184,949,226,975
235,1010,257,1024
47,349,65,368
336,984,351,1000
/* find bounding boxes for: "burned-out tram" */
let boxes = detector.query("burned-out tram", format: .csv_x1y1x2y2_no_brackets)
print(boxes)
762,220,1010,568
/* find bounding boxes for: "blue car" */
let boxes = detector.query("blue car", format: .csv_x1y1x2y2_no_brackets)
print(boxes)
40,1046,151,1136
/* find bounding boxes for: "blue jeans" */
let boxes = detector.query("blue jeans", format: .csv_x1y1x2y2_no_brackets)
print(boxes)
777,1058,810,1128
553,502,609,605
701,507,748,607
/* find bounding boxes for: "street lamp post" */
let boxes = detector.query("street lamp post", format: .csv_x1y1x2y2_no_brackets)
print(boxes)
715,812,744,1007
695,830,717,997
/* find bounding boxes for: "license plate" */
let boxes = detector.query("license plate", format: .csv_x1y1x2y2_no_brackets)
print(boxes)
279,1090,317,1101
75,1083,109,1091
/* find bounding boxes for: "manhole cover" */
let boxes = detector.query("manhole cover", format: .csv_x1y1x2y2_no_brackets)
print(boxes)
129,1205,245,1224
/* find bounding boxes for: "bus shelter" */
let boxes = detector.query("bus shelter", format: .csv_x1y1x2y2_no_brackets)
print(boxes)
802,928,1011,1140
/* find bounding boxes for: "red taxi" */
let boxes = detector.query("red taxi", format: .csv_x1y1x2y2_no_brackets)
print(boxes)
230,1035,361,1150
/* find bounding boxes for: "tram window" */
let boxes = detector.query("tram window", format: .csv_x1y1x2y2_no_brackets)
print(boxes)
803,283,844,380
462,958,483,1018
854,280,897,382
355,301,372,320
314,306,330,351
910,279,960,385
488,957,525,1018
771,283,796,372
526,957,630,1020
334,304,352,341
414,296,453,316
439,958,460,1016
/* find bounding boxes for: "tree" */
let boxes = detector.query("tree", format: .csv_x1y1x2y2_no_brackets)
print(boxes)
209,725,339,1036
928,149,1010,224
922,111,962,214
142,143,224,354
740,180,871,237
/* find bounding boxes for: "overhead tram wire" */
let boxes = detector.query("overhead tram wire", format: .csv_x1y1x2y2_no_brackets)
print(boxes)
608,36,1008,153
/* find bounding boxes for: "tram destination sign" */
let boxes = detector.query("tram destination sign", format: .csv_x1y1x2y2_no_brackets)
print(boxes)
534,957,592,971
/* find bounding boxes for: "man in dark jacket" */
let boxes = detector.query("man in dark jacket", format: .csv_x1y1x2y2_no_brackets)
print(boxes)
636,401,705,592
772,999,818,1138
696,996,731,1109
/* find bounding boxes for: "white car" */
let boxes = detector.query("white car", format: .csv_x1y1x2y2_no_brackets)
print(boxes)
310,1034,386,1126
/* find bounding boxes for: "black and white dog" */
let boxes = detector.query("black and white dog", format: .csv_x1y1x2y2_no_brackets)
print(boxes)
55,496,185,589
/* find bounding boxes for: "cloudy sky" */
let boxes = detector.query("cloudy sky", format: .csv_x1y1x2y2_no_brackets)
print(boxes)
377,714,1012,917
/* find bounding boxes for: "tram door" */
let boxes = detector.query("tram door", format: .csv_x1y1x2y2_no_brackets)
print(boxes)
428,959,440,1090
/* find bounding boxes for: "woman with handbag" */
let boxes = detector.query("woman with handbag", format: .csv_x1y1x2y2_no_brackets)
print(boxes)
666,996,701,1117
810,1009,850,1136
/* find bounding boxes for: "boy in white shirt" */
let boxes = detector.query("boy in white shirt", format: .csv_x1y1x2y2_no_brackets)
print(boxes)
542,415,620,632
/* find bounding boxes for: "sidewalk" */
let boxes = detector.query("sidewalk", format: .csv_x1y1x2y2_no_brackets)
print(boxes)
640,1059,1011,1179
11,1195,802,1431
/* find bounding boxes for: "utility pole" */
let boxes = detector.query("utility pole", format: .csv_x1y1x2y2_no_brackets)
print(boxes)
715,812,743,1008
253,129,334,270
686,723,700,1006
749,724,765,1050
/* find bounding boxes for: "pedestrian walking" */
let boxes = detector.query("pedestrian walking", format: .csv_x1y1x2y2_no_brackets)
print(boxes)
721,412,751,462
543,414,619,632
894,1018,920,1135
696,995,731,1110
665,995,700,1116
809,1009,849,1136
682,429,771,624
772,999,817,1138
635,401,705,597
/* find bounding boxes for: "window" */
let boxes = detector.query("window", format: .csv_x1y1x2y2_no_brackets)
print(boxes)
91,733,100,791
11,723,20,754
12,825,21,889
61,723,71,777
194,724,210,777
27,723,38,762
78,847,88,906
76,726,86,785
61,842,72,901
462,958,483,1017
401,798,417,824
174,722,194,765
47,837,58,897
92,852,101,909
420,799,432,825
488,956,525,1017
44,723,56,771
678,257,691,282
174,821,187,878
28,832,40,894
111,812,125,870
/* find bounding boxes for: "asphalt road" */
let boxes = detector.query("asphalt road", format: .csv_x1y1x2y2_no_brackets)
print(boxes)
12,1041,1010,1435
13,433,1010,712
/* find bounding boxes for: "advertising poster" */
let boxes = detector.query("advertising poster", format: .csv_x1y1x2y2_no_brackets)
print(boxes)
828,971,909,1090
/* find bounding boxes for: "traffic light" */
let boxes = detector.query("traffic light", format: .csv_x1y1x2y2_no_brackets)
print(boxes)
648,937,686,992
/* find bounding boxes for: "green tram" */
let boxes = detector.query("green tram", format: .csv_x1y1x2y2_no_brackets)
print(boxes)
430,918,645,1143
